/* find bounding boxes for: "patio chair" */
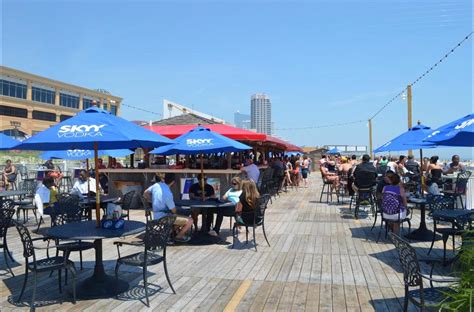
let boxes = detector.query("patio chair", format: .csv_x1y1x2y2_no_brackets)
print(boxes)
119,190,136,220
319,174,338,203
14,179,38,224
442,171,471,209
376,192,411,242
232,194,271,251
0,204,16,276
56,165,73,193
427,195,467,263
350,187,375,219
390,233,458,312
114,216,176,307
15,222,77,309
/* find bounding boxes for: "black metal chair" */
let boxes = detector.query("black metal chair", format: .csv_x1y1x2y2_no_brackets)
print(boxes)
442,171,471,209
232,194,271,251
15,222,77,309
390,233,458,312
350,187,375,219
14,179,38,224
376,192,411,242
427,195,467,263
119,190,136,220
114,216,176,307
49,199,94,270
0,204,16,276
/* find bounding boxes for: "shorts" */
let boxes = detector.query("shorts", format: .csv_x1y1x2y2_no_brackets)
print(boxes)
383,210,407,221
301,169,308,179
175,216,190,226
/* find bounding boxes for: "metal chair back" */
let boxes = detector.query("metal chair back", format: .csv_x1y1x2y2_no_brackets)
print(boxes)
454,170,471,194
1,199,15,210
390,233,423,289
19,179,37,198
15,222,37,262
144,216,176,252
0,207,15,240
427,195,455,212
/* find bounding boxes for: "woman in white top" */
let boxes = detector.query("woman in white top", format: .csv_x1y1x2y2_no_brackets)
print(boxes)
208,177,242,236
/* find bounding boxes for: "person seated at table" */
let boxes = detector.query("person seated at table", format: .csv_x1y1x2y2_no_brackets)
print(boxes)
405,155,421,181
425,156,443,195
71,169,102,197
97,158,107,169
206,177,243,236
35,176,58,216
381,172,408,235
2,159,17,190
43,159,63,184
386,156,398,173
352,154,377,192
235,179,261,226
338,156,352,174
444,155,465,174
326,157,337,173
189,174,216,229
320,162,339,190
240,158,260,183
144,173,192,242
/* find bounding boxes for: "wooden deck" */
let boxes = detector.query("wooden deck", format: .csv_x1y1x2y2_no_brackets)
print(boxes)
0,175,454,311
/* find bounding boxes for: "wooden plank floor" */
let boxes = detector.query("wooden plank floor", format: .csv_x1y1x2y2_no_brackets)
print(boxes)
0,175,454,311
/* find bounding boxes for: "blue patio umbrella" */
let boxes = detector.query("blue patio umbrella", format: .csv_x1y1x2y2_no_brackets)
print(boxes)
0,133,20,150
39,149,134,160
150,126,251,199
326,147,343,155
15,106,173,226
424,113,474,147
373,124,437,153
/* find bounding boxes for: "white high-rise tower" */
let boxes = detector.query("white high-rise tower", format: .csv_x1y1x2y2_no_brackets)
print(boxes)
250,93,272,135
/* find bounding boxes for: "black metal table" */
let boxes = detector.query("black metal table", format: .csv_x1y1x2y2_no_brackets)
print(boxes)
47,220,145,299
0,190,27,199
175,199,235,232
432,209,474,223
405,197,439,241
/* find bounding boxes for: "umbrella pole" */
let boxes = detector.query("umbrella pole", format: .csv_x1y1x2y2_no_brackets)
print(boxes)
419,149,424,197
200,154,205,201
94,142,101,227
86,159,90,195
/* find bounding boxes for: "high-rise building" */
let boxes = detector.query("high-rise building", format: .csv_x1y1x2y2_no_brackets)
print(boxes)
0,66,122,139
234,111,251,130
250,93,272,135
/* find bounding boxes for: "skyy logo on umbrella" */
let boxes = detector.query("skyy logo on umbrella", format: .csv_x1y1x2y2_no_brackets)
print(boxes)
186,139,214,147
66,149,93,157
58,124,106,138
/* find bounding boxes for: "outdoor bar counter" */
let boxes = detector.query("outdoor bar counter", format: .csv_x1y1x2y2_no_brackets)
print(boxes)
102,168,241,200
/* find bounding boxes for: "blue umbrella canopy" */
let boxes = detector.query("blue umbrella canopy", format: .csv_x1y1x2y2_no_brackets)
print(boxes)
39,149,134,160
15,106,173,151
374,124,437,153
0,133,20,150
326,147,343,155
150,125,251,155
424,114,474,147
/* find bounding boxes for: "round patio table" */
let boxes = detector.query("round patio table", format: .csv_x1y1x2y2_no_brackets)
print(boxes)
79,195,119,220
0,190,27,199
175,199,235,232
47,220,145,299
405,197,440,241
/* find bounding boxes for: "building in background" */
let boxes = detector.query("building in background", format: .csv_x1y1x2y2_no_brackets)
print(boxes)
162,99,226,124
0,66,122,139
234,111,251,130
250,93,272,135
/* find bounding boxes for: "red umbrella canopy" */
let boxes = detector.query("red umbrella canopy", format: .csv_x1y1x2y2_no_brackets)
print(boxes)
145,124,266,141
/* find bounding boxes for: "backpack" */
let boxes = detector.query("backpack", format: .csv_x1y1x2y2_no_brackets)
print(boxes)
382,191,404,215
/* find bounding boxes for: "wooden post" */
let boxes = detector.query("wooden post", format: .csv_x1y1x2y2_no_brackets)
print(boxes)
407,84,413,156
368,119,373,159
94,142,101,227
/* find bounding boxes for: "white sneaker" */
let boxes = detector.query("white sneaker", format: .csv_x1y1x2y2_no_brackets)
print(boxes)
208,230,218,237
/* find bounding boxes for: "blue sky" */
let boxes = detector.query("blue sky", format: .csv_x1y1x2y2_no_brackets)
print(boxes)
2,0,473,159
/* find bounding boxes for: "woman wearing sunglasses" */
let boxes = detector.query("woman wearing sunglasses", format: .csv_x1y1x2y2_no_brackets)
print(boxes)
207,177,242,236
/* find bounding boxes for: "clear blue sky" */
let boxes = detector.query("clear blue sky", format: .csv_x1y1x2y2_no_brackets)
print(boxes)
2,0,473,159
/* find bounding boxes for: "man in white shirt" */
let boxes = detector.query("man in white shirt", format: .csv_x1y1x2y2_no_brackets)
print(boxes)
144,173,192,242
241,158,260,183
71,170,101,197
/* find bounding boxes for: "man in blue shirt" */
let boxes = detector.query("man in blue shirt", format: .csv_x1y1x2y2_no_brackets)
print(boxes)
144,173,192,242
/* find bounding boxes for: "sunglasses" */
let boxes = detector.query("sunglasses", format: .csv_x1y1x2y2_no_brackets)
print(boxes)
232,182,238,185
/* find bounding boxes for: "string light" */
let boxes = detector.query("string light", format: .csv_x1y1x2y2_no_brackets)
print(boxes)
121,103,162,117
275,120,365,131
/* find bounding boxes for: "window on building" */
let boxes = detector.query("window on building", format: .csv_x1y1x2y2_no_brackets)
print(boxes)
0,79,27,99
32,86,55,104
0,105,28,118
32,110,56,122
60,114,72,121
110,104,117,115
60,93,79,109
83,98,99,109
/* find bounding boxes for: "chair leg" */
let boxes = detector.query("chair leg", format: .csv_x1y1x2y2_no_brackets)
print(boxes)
231,224,236,249
143,267,149,307
79,250,83,270
428,223,437,255
376,221,384,243
262,222,270,247
403,289,409,312
3,246,14,276
58,269,62,293
114,262,121,279
163,258,175,294
36,217,43,232
33,209,38,224
245,227,249,244
319,184,324,202
69,266,76,304
442,235,448,263
31,272,37,310
371,210,378,230
18,266,28,302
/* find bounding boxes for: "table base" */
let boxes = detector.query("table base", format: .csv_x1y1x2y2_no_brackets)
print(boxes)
75,274,129,300
405,227,441,242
